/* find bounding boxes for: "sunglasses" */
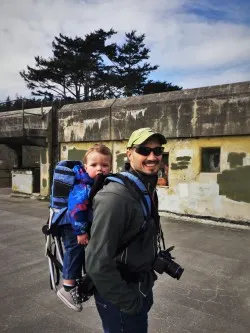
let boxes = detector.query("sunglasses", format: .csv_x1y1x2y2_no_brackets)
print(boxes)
133,145,164,156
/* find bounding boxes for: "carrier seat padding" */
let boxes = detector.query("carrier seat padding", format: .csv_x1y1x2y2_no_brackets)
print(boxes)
51,160,82,209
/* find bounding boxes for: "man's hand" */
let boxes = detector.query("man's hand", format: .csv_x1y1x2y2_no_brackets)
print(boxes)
77,233,89,245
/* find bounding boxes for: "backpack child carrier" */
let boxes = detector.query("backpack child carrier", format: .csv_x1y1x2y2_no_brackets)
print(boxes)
42,160,83,292
42,161,153,301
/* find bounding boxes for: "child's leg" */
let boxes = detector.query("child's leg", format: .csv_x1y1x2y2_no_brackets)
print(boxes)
57,225,85,311
61,225,85,284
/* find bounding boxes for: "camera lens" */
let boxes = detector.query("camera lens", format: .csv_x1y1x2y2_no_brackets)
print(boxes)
175,266,184,280
165,260,184,280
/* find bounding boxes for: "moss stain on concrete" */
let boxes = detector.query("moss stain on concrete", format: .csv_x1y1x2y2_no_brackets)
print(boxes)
116,153,127,172
68,148,87,161
227,152,246,168
217,166,250,203
171,156,191,170
42,178,47,188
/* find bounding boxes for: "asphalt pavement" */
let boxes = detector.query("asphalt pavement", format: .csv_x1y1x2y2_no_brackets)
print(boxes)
0,188,249,333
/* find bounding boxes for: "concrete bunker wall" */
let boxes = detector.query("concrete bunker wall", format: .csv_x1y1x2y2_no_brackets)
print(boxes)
0,106,53,195
57,81,250,223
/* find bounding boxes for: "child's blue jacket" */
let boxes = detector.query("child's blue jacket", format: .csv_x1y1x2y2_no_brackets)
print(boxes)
67,165,94,235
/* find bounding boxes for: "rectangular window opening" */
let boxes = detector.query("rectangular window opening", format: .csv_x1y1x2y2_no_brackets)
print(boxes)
201,147,220,173
157,153,169,186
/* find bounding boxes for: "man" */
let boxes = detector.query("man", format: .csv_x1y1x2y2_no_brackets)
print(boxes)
85,128,166,333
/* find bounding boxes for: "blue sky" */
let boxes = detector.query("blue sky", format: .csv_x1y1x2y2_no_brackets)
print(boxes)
0,0,249,101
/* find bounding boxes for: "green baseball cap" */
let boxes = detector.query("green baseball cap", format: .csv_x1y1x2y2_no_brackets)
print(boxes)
127,128,167,148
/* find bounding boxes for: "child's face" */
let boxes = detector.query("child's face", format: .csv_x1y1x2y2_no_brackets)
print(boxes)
84,152,112,178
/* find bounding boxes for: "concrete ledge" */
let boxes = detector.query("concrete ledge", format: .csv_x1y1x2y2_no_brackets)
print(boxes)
10,192,49,201
11,192,31,198
160,210,250,230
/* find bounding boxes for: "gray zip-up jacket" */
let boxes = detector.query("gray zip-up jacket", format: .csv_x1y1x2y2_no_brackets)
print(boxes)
85,179,158,315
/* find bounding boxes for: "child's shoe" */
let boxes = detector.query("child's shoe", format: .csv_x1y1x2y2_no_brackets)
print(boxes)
57,286,83,312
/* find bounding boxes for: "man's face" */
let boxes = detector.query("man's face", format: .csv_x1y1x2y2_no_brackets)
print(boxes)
127,137,163,175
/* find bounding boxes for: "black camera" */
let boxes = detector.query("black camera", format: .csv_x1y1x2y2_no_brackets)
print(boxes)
153,246,184,280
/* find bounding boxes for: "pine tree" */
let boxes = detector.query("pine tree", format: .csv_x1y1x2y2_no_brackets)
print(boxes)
20,29,117,102
5,96,12,111
142,81,182,95
20,29,182,101
13,95,23,110
111,31,158,97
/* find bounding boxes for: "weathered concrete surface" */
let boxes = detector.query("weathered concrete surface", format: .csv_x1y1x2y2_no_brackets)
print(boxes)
58,100,115,142
111,81,250,140
158,136,250,222
0,145,17,169
0,145,17,188
0,107,51,142
0,170,10,187
0,106,54,197
11,169,33,194
57,82,250,143
0,190,249,333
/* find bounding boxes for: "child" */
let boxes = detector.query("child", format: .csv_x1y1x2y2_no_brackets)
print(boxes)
57,144,112,312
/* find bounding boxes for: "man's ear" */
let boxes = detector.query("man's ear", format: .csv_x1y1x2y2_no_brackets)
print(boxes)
126,149,132,161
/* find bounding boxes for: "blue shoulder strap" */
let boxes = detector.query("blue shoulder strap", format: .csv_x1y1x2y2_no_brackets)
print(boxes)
106,172,153,254
120,172,151,217
106,172,151,219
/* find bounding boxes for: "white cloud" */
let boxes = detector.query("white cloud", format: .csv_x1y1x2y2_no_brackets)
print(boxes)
0,0,249,100
176,66,250,89
150,19,250,70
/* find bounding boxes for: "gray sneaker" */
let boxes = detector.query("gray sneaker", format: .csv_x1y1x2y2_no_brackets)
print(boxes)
57,286,83,312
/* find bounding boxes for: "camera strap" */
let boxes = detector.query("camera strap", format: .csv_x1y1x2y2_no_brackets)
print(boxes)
157,222,166,252
151,192,166,252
